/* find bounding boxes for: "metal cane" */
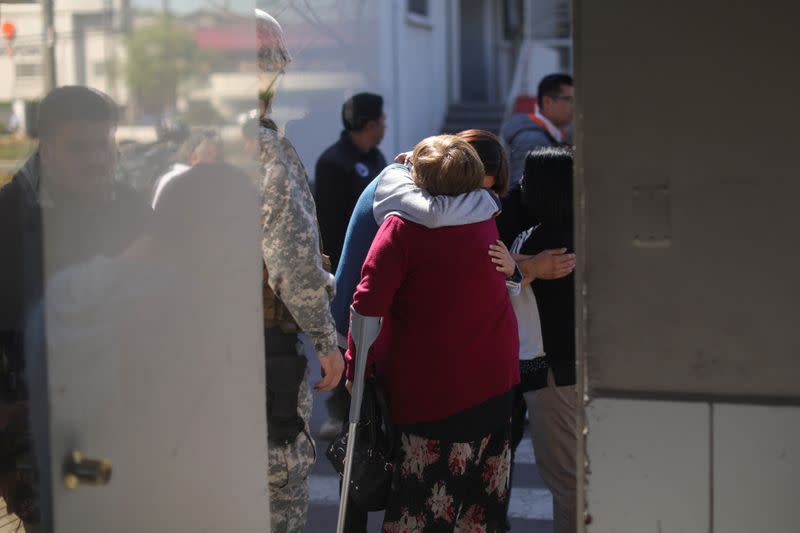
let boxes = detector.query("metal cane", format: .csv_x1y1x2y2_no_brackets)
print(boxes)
335,306,382,533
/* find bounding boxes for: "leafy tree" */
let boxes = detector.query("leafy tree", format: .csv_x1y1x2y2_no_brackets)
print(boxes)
183,99,225,126
122,17,212,117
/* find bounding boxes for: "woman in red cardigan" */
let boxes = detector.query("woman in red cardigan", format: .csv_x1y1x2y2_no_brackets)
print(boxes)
346,135,519,533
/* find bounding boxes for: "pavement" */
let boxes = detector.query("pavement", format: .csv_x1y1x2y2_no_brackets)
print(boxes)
302,338,555,533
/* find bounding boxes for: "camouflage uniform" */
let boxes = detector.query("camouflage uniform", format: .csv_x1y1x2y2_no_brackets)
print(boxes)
260,124,338,532
260,126,338,355
267,369,315,533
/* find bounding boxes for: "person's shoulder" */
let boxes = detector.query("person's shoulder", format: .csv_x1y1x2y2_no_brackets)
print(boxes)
383,215,433,242
317,138,347,165
259,125,296,158
1,172,35,210
260,129,306,171
375,162,410,181
354,174,380,205
0,175,22,197
0,177,21,218
383,214,418,231
374,163,412,192
502,112,536,133
152,164,187,191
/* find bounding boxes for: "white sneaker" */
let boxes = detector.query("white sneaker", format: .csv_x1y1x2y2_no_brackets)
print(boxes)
319,418,343,440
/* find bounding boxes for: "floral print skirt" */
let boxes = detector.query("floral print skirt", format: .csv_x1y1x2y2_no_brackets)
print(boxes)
382,423,511,533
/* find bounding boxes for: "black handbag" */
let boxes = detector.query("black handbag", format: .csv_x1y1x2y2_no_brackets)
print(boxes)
325,377,395,511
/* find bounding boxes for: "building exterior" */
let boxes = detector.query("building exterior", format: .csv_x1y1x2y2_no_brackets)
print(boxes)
0,0,127,101
0,0,571,173
256,0,571,181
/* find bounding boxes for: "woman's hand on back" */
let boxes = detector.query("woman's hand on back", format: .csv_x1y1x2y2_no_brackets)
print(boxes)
518,248,576,282
488,240,517,277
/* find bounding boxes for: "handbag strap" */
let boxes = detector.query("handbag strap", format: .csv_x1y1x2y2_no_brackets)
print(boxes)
357,379,395,457
371,380,395,457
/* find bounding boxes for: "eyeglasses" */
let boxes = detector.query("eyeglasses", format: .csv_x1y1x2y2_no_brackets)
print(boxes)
552,95,574,104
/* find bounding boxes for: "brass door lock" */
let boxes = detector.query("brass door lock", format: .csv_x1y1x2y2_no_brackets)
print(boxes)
63,451,112,489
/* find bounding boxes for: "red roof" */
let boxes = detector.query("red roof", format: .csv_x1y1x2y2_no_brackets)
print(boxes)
193,24,256,51
192,22,341,52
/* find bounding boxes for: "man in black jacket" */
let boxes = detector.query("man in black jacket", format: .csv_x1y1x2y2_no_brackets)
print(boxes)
313,93,387,273
312,93,387,441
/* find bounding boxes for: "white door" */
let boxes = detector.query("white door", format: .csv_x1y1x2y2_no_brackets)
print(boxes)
0,5,273,530
30,163,269,532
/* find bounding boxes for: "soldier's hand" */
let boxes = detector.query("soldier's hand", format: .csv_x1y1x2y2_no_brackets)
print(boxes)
315,349,344,392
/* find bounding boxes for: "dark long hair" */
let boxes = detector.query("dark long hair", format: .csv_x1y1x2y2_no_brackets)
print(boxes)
521,146,574,228
456,129,510,197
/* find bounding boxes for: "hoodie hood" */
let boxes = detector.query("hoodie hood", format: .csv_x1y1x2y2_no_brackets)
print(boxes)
501,113,547,144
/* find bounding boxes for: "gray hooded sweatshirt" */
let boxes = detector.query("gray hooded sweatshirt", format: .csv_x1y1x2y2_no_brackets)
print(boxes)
501,113,560,186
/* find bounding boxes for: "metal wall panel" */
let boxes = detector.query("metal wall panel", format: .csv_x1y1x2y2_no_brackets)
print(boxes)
575,0,800,402
713,404,800,533
585,399,711,532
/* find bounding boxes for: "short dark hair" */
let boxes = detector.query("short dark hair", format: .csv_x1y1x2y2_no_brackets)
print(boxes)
521,146,574,226
342,92,383,131
37,86,118,139
537,74,573,108
456,129,510,197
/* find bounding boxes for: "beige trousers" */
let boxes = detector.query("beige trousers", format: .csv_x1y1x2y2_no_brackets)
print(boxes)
524,370,578,533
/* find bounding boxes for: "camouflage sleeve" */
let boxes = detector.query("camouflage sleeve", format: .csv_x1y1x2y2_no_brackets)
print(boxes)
260,129,338,354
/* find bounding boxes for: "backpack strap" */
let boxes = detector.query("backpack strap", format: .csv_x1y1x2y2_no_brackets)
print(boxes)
507,114,561,147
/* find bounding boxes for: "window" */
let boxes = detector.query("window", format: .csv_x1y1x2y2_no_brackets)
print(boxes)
15,63,41,78
503,0,523,41
13,45,40,58
94,62,106,76
408,0,428,17
406,0,432,29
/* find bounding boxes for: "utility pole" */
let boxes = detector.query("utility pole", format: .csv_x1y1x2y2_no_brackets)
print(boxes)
42,0,56,92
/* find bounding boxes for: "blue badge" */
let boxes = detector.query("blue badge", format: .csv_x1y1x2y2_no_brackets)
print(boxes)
355,162,370,178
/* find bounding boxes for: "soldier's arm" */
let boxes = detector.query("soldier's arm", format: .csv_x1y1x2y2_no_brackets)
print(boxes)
261,138,339,356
